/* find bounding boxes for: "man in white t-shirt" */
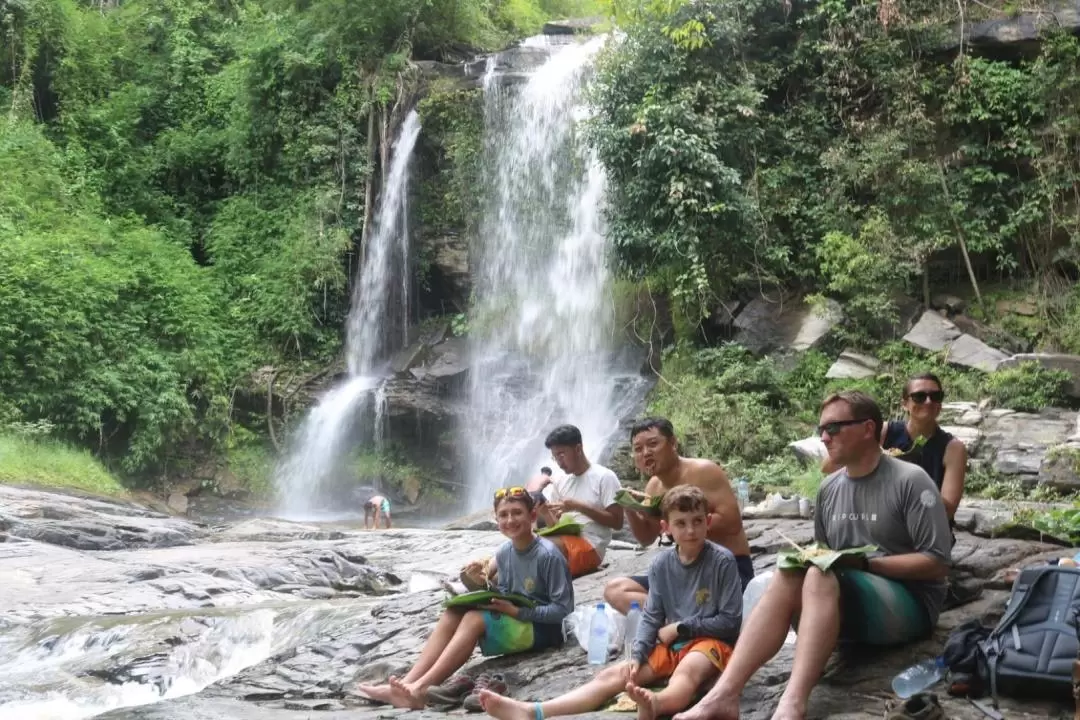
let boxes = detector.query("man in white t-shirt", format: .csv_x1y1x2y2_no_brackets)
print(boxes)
539,424,624,577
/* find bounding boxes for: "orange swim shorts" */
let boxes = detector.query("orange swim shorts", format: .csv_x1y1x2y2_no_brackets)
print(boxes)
647,638,733,679
559,535,602,577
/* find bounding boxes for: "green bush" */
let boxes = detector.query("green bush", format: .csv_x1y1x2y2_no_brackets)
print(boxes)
984,362,1071,412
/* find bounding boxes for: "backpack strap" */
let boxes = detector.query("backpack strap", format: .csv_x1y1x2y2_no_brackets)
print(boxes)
983,567,1053,708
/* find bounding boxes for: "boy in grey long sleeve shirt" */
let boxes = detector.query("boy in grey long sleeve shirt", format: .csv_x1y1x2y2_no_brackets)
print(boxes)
478,486,743,720
359,487,572,710
494,534,575,625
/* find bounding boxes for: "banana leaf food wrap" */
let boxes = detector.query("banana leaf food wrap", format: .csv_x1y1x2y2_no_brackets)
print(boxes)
777,543,878,572
885,434,928,464
614,489,664,516
537,514,584,537
444,590,537,609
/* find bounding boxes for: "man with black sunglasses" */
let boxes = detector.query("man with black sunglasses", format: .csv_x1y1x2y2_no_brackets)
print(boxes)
676,391,951,720
821,373,966,522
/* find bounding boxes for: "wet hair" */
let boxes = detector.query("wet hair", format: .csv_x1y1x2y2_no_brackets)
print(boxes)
545,424,582,448
493,488,536,512
903,373,944,398
630,416,675,441
540,466,553,476
821,390,884,441
661,485,708,520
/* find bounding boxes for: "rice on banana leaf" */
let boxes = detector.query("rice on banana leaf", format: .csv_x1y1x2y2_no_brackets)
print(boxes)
777,543,878,572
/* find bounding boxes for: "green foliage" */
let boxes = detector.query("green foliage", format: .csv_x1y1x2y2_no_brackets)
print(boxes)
650,339,1070,496
417,82,484,234
984,361,1071,412
0,0,584,483
0,433,127,496
592,0,1080,344
1013,503,1080,545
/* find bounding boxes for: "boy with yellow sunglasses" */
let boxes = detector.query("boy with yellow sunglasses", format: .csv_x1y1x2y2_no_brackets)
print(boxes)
359,487,574,709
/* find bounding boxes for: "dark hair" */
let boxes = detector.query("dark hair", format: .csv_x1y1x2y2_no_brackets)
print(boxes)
821,390,884,441
661,485,708,519
630,416,675,441
493,488,536,512
903,373,944,398
540,466,553,476
545,424,582,448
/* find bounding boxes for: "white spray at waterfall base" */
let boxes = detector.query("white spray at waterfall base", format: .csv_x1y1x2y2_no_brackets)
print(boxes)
465,36,651,509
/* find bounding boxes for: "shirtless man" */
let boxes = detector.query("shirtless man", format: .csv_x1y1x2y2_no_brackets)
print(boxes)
604,417,754,614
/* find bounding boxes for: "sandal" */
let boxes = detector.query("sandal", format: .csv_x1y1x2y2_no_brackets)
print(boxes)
885,692,946,720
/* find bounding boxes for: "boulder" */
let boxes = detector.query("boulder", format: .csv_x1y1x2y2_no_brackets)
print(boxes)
903,311,1009,371
980,408,1075,477
999,352,1080,398
733,296,842,355
1038,443,1080,491
789,436,827,464
931,293,965,314
424,233,471,311
946,4,1080,55
824,350,880,379
542,17,604,35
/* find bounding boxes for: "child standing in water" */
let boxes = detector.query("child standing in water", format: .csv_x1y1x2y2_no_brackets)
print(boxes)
359,487,574,709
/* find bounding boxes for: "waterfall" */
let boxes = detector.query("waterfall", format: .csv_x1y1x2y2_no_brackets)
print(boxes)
275,110,421,519
464,37,650,509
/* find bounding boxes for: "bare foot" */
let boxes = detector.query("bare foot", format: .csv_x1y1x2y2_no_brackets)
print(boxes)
478,690,535,720
673,692,740,720
387,676,425,710
770,698,806,720
356,683,395,704
626,683,661,720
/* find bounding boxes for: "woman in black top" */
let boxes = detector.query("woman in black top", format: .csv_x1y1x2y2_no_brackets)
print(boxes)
881,373,967,522
821,373,967,522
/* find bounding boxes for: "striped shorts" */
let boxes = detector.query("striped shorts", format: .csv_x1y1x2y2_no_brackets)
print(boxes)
833,569,931,645
792,569,930,646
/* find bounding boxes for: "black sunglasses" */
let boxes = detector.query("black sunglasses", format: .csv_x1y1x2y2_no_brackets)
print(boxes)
816,418,871,436
907,390,945,404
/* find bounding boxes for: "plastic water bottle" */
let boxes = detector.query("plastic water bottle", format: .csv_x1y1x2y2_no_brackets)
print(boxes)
736,479,750,512
587,602,610,664
741,571,772,630
623,601,642,660
891,656,947,698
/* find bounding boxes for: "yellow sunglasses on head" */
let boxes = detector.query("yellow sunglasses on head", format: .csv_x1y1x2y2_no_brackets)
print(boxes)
494,486,528,500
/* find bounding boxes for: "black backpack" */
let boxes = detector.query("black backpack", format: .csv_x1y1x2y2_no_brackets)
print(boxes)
976,566,1080,702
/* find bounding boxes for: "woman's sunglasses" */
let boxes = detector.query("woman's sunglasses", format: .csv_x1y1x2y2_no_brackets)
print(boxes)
907,390,945,404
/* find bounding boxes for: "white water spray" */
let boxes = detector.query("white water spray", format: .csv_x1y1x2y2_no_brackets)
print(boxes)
465,37,650,508
275,111,421,519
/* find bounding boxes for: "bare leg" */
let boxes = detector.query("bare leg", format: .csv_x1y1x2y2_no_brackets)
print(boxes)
630,652,717,720
604,577,648,615
385,512,392,529
405,609,487,697
357,609,467,703
674,570,807,720
374,507,382,530
771,568,841,720
482,662,650,720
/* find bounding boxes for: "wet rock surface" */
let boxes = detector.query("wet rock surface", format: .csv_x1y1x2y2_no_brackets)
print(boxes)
1,485,1074,719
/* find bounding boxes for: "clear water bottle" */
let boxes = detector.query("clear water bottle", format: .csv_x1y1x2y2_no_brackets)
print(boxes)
587,602,610,664
623,601,642,661
891,656,946,698
736,479,750,512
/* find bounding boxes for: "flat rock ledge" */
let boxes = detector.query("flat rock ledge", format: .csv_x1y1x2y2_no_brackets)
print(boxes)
99,517,1073,720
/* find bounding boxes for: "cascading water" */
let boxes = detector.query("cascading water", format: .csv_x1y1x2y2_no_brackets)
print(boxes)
465,37,651,509
0,602,368,720
275,110,421,520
